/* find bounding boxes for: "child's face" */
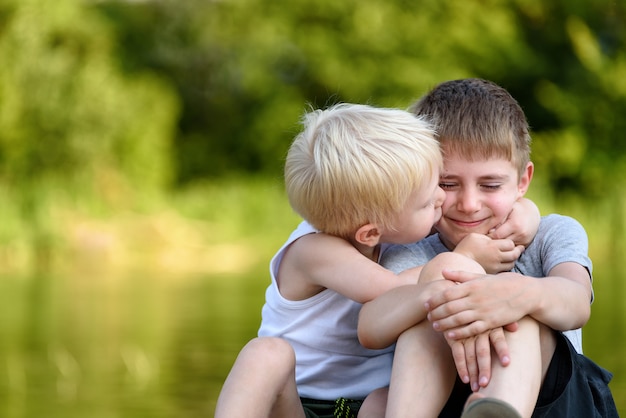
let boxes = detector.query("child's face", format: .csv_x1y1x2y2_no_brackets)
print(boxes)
436,153,530,249
382,172,446,244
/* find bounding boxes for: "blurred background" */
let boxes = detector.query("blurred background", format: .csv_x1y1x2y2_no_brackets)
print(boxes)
0,0,624,416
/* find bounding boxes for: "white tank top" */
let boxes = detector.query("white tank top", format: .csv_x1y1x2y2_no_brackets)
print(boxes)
258,221,394,400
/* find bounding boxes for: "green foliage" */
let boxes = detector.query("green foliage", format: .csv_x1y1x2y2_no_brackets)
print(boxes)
0,0,624,263
95,0,626,200
0,0,180,270
97,0,470,182
0,0,178,203
510,0,626,198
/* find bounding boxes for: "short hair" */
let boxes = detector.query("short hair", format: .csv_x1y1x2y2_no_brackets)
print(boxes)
285,103,441,238
409,78,531,176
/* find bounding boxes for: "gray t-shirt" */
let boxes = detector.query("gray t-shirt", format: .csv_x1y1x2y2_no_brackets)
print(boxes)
380,214,592,354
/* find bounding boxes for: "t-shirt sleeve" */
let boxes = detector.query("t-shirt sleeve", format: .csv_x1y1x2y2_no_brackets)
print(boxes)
540,214,593,278
380,243,431,274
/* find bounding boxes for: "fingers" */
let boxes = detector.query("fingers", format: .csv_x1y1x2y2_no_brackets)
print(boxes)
499,244,524,264
425,271,477,313
492,242,523,266
475,333,492,390
464,338,479,391
449,339,470,385
426,299,487,338
443,321,489,340
489,222,517,241
503,321,519,332
453,331,507,392
428,308,489,339
498,245,525,272
440,269,482,284
489,328,511,367
450,335,491,392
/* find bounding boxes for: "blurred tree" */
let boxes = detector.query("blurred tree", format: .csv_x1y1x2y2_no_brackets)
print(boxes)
96,0,466,182
95,0,625,198
0,0,179,266
509,0,626,199
0,0,178,206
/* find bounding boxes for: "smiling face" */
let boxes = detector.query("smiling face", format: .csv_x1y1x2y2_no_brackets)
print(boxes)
435,152,533,249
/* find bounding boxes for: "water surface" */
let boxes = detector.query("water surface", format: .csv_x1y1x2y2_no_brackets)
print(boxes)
0,264,622,417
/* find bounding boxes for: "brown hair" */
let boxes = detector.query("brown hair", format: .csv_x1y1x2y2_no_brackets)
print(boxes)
410,78,531,176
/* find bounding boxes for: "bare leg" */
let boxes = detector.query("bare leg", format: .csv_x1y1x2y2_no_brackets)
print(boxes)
466,317,544,418
215,337,305,418
358,387,388,418
384,252,485,417
385,320,457,418
538,324,558,380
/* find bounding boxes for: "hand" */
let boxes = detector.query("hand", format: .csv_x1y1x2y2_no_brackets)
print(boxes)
425,270,526,339
455,233,524,274
444,327,511,392
489,198,540,247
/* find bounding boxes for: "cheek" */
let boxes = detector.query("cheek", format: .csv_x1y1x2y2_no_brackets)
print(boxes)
441,198,455,214
490,198,516,222
417,212,434,232
441,190,458,211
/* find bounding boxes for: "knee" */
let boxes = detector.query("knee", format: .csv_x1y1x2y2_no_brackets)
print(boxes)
242,337,295,368
421,253,484,283
360,387,388,417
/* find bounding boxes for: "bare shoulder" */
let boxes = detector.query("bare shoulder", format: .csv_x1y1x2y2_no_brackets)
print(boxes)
277,232,356,300
285,232,355,264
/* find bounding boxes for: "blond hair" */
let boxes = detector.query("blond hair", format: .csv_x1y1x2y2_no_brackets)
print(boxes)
410,78,531,176
285,103,441,238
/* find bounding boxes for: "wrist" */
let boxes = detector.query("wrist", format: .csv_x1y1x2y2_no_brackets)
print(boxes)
501,272,536,319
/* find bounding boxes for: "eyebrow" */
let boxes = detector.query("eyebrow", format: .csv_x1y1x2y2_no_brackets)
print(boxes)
440,173,511,181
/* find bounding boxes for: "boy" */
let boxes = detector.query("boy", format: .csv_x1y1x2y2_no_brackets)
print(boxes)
215,102,535,418
358,79,617,417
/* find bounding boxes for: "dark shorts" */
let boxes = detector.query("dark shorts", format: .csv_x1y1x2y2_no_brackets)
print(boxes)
439,332,618,418
301,397,363,418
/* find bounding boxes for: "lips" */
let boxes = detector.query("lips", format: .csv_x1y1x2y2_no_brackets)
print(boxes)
448,217,487,229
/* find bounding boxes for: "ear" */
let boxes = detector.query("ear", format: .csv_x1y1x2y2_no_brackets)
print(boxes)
518,161,534,197
354,223,382,247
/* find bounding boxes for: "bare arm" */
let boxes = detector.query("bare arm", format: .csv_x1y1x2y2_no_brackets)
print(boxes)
425,262,592,340
358,252,483,349
278,232,425,303
358,281,453,349
524,262,591,330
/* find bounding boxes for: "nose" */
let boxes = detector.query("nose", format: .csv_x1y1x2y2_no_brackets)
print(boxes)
457,188,480,213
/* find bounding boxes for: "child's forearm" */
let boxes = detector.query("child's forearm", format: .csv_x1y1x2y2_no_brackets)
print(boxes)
519,267,592,332
358,284,433,349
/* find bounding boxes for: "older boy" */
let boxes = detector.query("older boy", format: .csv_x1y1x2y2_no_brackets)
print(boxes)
358,79,617,417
